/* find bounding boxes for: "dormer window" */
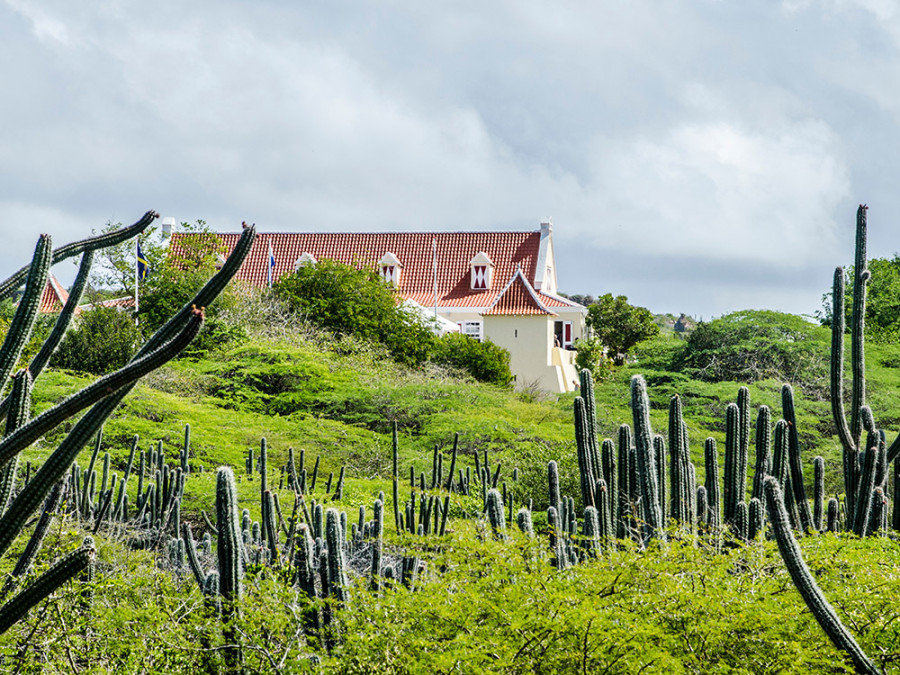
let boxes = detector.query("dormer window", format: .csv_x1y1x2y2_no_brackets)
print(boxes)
294,252,317,270
378,252,402,288
469,251,494,290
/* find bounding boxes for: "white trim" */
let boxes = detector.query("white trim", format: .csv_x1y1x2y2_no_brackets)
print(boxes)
484,268,558,316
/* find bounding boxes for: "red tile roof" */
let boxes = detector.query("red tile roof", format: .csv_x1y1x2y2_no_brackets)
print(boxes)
173,230,569,313
38,275,69,313
484,269,557,316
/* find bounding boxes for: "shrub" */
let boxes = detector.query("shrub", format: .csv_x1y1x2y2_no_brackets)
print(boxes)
432,332,512,386
672,310,830,395
273,259,437,366
573,336,613,381
50,306,143,374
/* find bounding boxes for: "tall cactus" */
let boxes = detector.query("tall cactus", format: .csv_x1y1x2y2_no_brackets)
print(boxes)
704,438,720,529
0,235,51,397
750,405,771,502
764,477,881,675
782,384,813,532
630,375,663,542
216,467,244,603
573,397,595,508
485,488,506,540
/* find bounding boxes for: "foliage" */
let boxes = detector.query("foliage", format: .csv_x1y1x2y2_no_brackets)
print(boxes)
431,332,512,386
136,221,235,337
672,310,830,395
574,335,613,381
49,306,143,375
274,259,437,367
818,256,900,343
586,293,660,365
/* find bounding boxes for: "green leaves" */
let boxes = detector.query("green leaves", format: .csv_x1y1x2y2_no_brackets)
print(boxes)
585,293,659,366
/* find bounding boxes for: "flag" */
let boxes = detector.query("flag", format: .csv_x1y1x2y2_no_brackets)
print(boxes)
267,239,275,287
136,240,149,281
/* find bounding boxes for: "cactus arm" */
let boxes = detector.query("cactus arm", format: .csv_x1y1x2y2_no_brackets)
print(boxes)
0,310,204,559
182,522,206,590
830,267,855,455
0,309,203,473
0,235,52,394
849,206,869,452
764,477,882,675
0,211,157,302
28,250,95,381
138,224,255,357
782,385,813,532
0,544,95,635
0,481,66,602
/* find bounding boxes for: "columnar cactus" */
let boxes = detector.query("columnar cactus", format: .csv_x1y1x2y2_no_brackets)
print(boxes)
703,438,720,529
723,403,741,525
630,376,663,543
853,447,877,537
574,397,596,508
325,508,348,604
668,395,688,525
0,235,51,398
750,405,771,502
516,507,534,537
782,384,813,532
813,456,825,531
216,467,244,603
764,476,881,675
485,488,506,539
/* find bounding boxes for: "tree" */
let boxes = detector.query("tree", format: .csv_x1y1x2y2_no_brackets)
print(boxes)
586,294,659,365
819,256,900,343
273,259,438,366
673,310,830,394
136,221,230,333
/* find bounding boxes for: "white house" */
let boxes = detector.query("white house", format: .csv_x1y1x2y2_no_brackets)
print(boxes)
173,221,586,393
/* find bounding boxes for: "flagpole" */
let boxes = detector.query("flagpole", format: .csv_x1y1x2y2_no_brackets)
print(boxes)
432,237,438,320
134,237,140,318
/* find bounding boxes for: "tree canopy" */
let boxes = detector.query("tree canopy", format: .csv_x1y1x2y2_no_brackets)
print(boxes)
673,310,830,394
819,256,900,343
586,293,659,365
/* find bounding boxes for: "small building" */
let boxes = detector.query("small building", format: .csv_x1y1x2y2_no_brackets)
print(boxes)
173,221,586,393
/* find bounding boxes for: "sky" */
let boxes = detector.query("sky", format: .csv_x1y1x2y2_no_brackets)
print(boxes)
1,0,899,320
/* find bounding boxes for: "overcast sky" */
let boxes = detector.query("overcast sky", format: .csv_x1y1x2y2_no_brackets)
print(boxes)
1,0,899,320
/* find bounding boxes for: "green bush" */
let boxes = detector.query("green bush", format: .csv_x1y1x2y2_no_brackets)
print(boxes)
574,336,613,381
672,310,830,395
273,259,437,366
50,306,143,375
432,332,512,386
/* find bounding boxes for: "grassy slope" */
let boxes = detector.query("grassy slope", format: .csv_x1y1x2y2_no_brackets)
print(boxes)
25,320,900,516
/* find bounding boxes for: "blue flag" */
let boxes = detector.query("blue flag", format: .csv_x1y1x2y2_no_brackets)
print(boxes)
137,241,149,281
267,239,275,287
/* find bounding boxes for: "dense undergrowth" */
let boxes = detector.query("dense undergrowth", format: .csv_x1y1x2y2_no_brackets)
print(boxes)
1,518,899,674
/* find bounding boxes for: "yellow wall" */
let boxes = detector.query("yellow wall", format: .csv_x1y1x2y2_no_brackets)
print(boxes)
483,315,580,393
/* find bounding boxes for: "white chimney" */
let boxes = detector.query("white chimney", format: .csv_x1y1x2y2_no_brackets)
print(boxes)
161,217,176,239
540,218,552,236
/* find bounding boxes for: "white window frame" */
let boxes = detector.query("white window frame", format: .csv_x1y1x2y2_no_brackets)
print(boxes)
457,321,483,342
